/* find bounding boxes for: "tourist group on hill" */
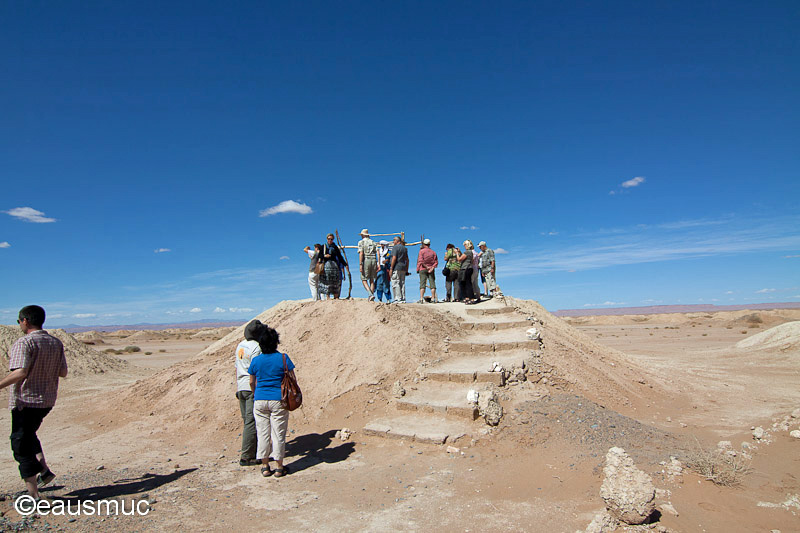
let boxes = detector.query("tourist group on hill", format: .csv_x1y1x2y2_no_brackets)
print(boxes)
304,229,501,305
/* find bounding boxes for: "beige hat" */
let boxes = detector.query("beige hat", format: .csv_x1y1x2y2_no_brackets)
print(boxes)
360,228,369,236
478,241,487,247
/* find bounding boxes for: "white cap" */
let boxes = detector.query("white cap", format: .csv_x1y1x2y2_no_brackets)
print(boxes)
478,241,487,246
423,238,431,245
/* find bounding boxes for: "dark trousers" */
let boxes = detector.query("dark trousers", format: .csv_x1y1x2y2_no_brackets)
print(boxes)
10,407,51,479
237,391,257,460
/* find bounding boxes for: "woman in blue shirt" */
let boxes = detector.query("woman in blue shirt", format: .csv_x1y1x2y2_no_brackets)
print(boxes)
248,326,296,477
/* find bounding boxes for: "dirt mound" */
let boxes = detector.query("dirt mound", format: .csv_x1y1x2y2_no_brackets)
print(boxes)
0,326,127,375
505,297,664,409
74,330,105,344
124,330,168,341
112,299,462,443
735,321,800,352
190,327,236,340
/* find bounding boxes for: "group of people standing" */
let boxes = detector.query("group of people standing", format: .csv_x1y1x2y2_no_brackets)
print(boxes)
305,230,501,304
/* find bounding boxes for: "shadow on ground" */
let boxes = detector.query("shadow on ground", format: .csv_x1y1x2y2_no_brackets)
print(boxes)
50,468,197,502
285,430,355,473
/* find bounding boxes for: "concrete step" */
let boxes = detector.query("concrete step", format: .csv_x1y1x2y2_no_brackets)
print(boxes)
465,307,516,317
460,320,530,332
447,339,540,353
423,353,529,386
394,382,479,420
363,414,470,444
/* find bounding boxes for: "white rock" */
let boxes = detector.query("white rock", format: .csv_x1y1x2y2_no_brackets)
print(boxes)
753,427,765,440
716,440,732,450
466,389,479,404
337,428,352,441
477,390,503,426
658,502,679,516
526,327,542,341
584,509,619,533
600,447,656,525
791,409,800,419
490,361,503,373
446,446,460,454
790,430,800,439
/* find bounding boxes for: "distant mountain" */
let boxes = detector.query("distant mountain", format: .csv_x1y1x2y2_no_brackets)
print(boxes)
56,319,247,334
554,302,800,317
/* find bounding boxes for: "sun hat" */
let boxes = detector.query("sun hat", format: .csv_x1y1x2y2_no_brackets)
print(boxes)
478,241,486,247
360,228,370,236
423,238,431,245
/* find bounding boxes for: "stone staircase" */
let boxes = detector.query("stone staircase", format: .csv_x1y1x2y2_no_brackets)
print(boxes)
363,300,535,445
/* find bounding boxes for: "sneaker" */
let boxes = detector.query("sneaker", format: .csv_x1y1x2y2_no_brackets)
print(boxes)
38,469,56,487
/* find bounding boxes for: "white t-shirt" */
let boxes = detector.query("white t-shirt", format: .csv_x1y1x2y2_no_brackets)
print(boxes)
235,339,261,391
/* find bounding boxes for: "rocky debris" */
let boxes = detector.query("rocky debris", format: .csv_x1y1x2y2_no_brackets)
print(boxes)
526,327,542,341
756,494,800,512
489,361,504,373
505,366,527,384
790,430,800,439
600,447,656,525
583,509,619,533
752,426,768,442
477,390,503,426
792,409,800,419
660,457,683,482
335,428,352,441
446,446,460,454
658,502,679,517
392,381,406,398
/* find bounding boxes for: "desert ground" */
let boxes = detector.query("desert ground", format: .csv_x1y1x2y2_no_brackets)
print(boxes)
0,299,799,532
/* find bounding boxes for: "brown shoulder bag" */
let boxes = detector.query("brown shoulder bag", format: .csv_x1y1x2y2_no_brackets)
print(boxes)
281,353,302,411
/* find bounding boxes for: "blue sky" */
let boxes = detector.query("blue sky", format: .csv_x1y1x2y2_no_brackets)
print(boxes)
1,1,798,326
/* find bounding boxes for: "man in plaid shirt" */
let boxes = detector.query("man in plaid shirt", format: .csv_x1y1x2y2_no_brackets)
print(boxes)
0,305,68,498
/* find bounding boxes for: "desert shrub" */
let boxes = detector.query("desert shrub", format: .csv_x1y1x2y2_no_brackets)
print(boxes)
743,313,763,324
144,352,152,355
103,348,116,354
741,330,748,334
159,349,166,353
702,333,708,336
123,346,141,353
686,440,751,486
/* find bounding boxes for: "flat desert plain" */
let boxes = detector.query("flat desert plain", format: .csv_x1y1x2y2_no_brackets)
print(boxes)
0,299,798,532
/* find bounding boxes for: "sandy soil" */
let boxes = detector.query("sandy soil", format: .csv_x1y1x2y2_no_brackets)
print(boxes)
0,303,798,532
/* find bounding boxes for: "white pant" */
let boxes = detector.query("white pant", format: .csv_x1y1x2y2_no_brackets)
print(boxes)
391,269,406,302
253,400,290,461
308,272,319,300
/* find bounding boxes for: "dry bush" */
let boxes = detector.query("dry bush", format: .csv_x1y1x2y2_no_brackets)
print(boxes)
686,440,751,486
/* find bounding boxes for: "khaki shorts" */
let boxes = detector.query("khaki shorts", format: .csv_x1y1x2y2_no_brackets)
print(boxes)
360,257,377,281
419,270,436,290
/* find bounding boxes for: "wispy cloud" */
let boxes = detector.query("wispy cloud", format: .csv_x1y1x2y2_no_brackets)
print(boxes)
259,200,312,217
4,207,56,223
755,288,776,293
279,256,290,260
583,301,624,307
785,254,800,258
500,215,800,278
229,307,254,313
541,231,559,236
0,242,9,248
460,225,479,230
154,248,171,253
213,307,226,313
494,248,509,254
190,307,202,313
621,176,645,188
73,313,96,318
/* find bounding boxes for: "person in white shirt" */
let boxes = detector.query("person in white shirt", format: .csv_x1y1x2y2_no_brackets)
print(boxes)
235,320,265,466
304,244,323,300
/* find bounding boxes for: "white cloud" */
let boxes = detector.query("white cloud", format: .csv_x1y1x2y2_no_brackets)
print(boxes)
4,207,56,223
621,176,645,188
229,307,254,313
49,314,65,319
494,248,509,254
259,200,313,217
190,307,202,313
755,288,776,293
0,242,9,248
460,225,479,230
725,291,734,294
279,256,290,260
785,254,800,258
154,248,171,253
73,313,96,318
608,190,616,196
213,307,226,313
582,301,624,307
